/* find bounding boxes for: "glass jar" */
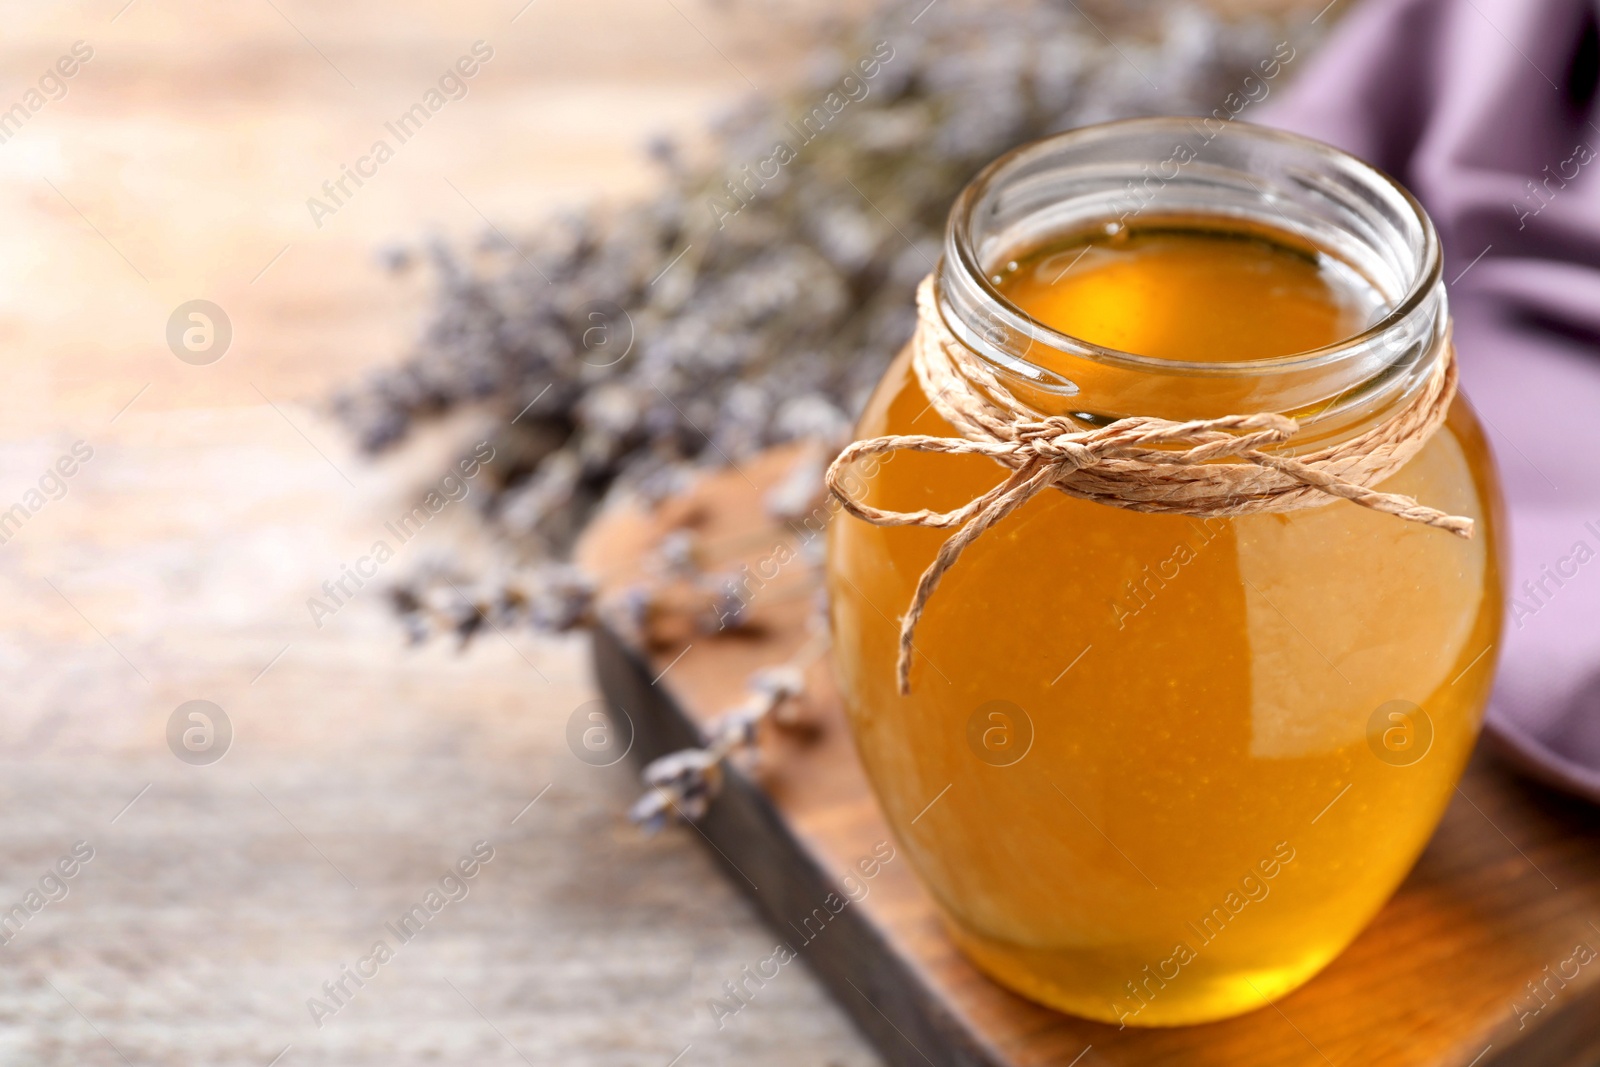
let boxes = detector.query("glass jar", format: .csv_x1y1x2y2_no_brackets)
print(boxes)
826,118,1504,1026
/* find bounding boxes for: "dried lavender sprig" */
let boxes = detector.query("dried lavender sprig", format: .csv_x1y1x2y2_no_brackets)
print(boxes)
630,628,826,833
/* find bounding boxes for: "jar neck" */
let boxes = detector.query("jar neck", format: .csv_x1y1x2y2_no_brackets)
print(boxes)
934,119,1447,452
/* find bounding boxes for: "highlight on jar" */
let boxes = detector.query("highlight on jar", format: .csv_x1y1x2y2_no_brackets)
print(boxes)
825,118,1504,1027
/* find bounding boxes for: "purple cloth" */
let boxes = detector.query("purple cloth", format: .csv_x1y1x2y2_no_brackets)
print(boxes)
1265,0,1600,802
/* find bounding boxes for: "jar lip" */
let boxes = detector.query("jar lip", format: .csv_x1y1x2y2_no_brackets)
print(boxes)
944,116,1443,377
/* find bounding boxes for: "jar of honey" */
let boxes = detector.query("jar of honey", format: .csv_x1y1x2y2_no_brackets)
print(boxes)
826,118,1503,1026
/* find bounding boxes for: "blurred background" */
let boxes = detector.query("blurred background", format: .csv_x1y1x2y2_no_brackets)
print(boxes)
0,0,1397,1064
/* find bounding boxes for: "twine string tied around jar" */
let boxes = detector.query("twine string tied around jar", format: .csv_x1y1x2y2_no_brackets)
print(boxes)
826,276,1476,696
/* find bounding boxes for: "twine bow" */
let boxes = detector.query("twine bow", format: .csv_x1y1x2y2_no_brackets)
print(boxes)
827,276,1475,695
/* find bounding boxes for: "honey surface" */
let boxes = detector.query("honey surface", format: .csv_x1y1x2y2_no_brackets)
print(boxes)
828,222,1503,1025
994,224,1382,361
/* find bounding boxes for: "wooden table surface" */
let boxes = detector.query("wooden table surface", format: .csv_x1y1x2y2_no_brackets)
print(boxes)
0,3,882,1064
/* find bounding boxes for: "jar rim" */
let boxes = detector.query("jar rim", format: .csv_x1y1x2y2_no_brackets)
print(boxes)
942,116,1443,378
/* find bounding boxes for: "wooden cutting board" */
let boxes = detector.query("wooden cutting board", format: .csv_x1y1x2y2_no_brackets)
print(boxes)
577,445,1600,1067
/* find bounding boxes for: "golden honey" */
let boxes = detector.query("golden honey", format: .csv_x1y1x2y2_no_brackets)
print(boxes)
827,206,1503,1025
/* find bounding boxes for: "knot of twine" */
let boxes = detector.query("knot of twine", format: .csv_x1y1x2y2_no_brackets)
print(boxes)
827,275,1474,695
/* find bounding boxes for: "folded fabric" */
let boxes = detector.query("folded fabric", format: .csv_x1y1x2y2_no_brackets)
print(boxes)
1265,0,1600,802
